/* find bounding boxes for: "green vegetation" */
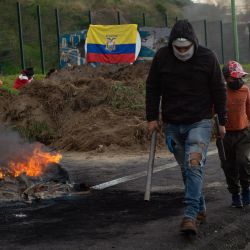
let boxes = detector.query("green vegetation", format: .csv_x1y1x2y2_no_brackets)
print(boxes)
0,0,191,75
1,74,44,94
1,75,19,95
243,64,250,73
108,81,145,110
13,121,54,143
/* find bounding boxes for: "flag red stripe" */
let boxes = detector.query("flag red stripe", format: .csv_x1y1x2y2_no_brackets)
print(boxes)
87,53,135,63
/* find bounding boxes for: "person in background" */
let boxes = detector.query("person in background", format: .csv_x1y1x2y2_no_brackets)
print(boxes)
146,20,227,235
0,80,3,87
220,60,250,208
13,67,34,90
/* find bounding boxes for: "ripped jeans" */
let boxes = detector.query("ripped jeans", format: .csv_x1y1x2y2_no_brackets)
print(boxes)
163,119,212,220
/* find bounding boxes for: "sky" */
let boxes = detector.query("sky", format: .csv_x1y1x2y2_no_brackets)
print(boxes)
186,0,249,20
191,0,248,13
192,0,217,4
192,0,246,5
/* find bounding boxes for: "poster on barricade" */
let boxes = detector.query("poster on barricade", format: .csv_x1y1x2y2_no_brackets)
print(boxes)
60,30,87,68
85,24,141,64
137,27,171,61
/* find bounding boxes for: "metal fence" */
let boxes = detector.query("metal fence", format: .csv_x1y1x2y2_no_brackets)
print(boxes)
191,20,250,65
0,2,250,75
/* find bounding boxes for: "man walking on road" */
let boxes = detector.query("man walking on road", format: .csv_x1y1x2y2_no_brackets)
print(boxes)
146,20,227,235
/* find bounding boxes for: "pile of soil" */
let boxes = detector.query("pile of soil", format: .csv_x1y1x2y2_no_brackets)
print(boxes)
0,62,165,152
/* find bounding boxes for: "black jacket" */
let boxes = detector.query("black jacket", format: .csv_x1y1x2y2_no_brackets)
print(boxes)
146,20,227,125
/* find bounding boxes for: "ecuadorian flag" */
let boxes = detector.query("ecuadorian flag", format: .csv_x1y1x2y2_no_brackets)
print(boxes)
86,24,138,64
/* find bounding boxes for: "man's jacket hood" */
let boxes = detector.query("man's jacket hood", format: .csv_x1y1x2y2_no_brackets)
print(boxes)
168,20,199,50
146,19,227,125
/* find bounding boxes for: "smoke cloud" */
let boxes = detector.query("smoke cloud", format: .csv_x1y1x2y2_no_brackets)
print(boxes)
193,0,247,6
186,0,250,22
194,0,219,5
0,126,43,168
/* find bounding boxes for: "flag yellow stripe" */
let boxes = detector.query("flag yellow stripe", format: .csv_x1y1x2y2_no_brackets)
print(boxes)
87,24,137,45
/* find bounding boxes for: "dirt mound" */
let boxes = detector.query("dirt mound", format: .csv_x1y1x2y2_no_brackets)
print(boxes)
0,62,165,152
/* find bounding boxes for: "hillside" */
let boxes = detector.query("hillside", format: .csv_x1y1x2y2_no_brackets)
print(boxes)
0,0,192,74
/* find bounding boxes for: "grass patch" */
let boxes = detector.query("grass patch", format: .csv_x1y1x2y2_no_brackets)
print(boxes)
1,85,19,95
1,74,45,94
13,121,54,144
107,81,145,110
243,64,250,83
243,64,250,72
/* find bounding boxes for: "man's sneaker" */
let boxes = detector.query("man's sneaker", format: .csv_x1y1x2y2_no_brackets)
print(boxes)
242,189,250,206
196,211,206,224
231,194,243,208
180,217,198,235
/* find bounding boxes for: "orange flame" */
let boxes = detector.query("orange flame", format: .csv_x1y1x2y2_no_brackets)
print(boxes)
0,145,62,179
0,171,4,179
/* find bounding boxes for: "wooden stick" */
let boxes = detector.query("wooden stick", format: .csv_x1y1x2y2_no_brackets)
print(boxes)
144,130,157,201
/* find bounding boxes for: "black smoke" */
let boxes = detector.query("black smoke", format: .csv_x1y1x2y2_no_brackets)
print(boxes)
0,126,43,169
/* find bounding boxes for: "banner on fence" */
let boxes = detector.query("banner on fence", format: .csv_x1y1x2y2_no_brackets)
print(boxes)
60,30,87,68
85,24,140,64
59,27,170,68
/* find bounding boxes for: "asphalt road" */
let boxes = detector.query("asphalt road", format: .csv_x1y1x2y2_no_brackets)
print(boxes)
0,143,249,250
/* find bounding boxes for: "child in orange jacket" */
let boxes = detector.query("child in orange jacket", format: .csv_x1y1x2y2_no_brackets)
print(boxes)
220,60,250,207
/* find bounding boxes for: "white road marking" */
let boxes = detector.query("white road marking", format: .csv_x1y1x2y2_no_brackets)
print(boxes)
151,181,226,192
90,149,218,190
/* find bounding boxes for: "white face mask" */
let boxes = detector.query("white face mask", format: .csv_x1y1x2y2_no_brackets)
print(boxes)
173,44,195,61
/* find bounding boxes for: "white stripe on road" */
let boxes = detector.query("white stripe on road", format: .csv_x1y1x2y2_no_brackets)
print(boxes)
90,149,218,190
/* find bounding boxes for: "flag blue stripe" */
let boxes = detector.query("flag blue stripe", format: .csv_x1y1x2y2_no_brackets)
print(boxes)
87,43,136,54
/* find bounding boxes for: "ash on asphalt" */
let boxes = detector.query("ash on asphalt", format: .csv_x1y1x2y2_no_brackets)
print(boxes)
0,190,183,245
0,188,250,250
0,150,250,250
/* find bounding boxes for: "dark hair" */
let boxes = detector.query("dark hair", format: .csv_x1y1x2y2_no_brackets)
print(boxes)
22,67,34,78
